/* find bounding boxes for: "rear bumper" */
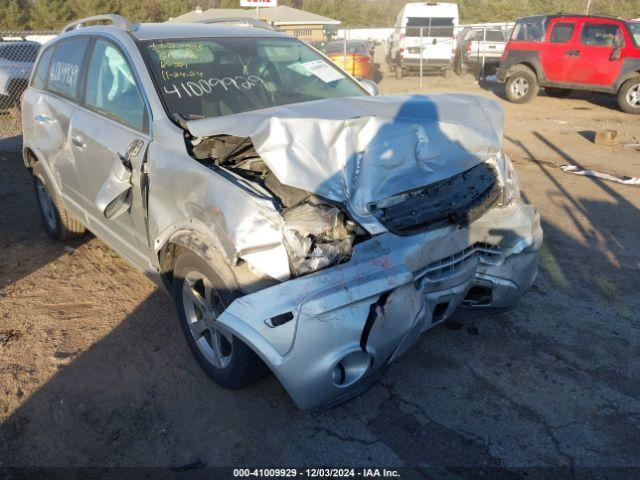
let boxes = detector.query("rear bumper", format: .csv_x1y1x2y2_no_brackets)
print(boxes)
217,202,542,410
400,58,451,69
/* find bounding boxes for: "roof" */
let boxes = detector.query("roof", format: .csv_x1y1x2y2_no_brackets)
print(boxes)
168,6,341,26
58,23,288,41
517,14,630,23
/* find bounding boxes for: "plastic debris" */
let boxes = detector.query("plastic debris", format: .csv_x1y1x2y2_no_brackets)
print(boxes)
560,165,640,186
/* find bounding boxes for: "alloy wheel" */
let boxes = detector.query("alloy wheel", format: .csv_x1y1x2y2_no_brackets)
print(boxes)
182,270,233,369
511,77,529,98
626,84,640,108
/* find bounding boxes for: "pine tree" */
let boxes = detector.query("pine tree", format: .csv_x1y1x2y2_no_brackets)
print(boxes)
30,0,75,30
0,0,30,30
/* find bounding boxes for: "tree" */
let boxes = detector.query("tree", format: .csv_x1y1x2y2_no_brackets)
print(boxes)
0,0,29,30
30,0,75,30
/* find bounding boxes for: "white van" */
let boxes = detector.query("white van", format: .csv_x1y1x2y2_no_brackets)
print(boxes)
388,2,459,78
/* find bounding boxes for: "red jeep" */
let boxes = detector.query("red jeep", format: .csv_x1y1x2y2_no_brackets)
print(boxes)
497,15,640,113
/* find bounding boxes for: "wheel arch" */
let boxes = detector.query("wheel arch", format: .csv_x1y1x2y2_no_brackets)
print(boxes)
155,224,237,292
506,62,539,80
615,69,640,93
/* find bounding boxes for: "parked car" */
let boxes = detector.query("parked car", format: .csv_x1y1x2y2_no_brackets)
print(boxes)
454,27,508,75
23,15,542,410
388,2,459,78
325,39,374,80
498,14,640,113
0,39,40,109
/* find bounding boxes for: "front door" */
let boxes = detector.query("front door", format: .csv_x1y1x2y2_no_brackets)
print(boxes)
540,19,579,83
69,38,151,269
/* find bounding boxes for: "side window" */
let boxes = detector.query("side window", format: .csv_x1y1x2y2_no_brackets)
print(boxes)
84,39,146,132
580,23,620,47
32,46,53,90
550,23,575,43
47,37,90,100
512,18,546,42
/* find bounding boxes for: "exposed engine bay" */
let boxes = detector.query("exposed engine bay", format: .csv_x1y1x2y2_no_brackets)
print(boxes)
188,134,362,277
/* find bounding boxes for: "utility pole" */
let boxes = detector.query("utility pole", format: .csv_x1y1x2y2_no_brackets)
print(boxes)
585,0,592,14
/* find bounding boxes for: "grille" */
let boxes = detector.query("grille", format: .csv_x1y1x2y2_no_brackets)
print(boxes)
419,242,501,281
369,162,500,236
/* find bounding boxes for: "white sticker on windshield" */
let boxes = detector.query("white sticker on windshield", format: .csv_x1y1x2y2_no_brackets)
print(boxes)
300,60,345,83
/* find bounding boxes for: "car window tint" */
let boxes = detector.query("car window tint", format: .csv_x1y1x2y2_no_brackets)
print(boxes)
550,23,575,43
47,37,89,100
580,23,620,46
485,31,505,41
85,40,146,131
512,17,546,42
32,46,53,89
406,17,454,38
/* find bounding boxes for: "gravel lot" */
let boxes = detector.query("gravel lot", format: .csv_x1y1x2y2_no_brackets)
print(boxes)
1,64,639,476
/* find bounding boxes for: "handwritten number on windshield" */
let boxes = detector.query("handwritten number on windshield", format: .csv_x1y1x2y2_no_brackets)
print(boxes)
163,75,266,99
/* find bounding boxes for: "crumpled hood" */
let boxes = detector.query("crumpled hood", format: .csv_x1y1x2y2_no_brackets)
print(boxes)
187,94,504,224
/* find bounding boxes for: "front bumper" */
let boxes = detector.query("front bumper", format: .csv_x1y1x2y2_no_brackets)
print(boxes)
217,202,542,410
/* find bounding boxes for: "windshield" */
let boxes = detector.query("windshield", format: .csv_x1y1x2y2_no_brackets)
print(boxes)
141,37,365,120
629,23,640,47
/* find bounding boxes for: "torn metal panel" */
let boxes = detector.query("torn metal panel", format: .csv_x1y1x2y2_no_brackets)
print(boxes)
186,94,504,233
147,128,290,280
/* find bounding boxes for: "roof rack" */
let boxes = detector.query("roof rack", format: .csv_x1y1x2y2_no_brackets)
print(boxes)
61,14,137,34
193,17,277,31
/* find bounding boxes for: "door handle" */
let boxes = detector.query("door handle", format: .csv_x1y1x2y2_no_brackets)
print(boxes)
34,114,55,124
566,50,581,57
71,136,86,149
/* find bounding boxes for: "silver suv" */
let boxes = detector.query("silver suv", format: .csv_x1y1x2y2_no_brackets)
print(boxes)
22,15,542,410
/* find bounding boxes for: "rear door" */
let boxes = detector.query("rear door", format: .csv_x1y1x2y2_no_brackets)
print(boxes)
568,20,626,86
69,38,151,267
540,19,580,83
405,16,455,64
26,37,91,219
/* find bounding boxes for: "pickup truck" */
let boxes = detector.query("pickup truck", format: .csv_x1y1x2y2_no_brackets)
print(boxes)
454,28,508,75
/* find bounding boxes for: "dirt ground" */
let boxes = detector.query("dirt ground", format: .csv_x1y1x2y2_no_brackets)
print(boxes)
1,61,639,476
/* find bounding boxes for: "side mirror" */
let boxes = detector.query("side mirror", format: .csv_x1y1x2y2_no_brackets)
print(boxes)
359,78,379,96
95,155,133,220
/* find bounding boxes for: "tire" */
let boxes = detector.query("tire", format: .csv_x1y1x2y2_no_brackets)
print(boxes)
545,87,572,98
617,76,640,114
504,66,539,104
173,249,268,389
33,172,85,240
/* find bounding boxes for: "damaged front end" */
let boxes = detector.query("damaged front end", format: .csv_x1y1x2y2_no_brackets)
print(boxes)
162,94,542,410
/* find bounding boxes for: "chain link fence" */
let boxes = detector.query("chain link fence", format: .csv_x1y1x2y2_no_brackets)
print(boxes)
0,31,56,139
289,24,514,87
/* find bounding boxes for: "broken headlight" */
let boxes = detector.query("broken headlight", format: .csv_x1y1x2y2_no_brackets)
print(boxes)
492,152,521,207
282,200,357,277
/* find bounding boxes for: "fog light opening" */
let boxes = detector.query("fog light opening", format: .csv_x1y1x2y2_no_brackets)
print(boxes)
432,302,450,323
331,351,372,388
463,285,493,306
331,363,346,386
